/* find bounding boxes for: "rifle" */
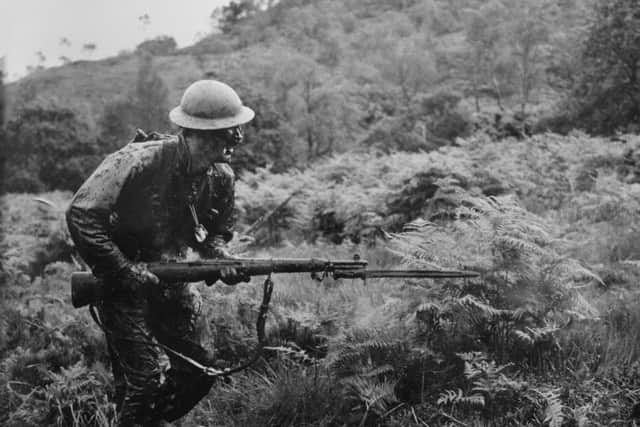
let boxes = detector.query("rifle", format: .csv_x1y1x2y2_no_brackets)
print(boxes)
70,257,479,308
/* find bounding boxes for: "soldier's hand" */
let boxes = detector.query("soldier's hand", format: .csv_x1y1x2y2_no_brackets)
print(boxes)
219,266,251,286
205,266,250,286
121,263,159,293
207,245,233,259
204,243,250,285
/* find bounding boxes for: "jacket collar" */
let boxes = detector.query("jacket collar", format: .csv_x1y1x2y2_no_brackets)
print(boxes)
176,133,203,177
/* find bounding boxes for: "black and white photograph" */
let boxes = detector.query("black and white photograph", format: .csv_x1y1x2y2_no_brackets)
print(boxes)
1,1,639,425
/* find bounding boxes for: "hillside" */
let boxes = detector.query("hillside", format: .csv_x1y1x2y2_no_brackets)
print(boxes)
3,0,597,190
7,52,208,120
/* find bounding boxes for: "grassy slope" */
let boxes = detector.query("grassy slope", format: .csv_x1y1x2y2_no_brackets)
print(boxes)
4,134,640,425
1,191,73,275
6,52,211,119
3,1,523,124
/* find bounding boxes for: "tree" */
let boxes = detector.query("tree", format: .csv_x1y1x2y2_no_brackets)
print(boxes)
266,51,353,162
461,1,510,112
134,54,170,131
0,67,5,286
543,0,591,92
135,35,177,56
82,43,97,59
212,0,261,33
98,54,170,151
99,98,137,152
0,64,6,194
0,59,4,125
375,37,437,109
138,13,151,26
4,101,99,191
572,0,640,134
505,0,557,115
138,13,151,37
35,51,46,66
408,0,458,35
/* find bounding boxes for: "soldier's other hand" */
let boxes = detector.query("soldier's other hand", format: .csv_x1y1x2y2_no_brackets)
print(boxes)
219,266,250,286
121,263,159,293
208,245,233,259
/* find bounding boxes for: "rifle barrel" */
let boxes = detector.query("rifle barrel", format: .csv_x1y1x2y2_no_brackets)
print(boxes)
334,269,479,279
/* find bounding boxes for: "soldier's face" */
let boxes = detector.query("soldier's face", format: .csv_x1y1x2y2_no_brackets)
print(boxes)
201,127,243,163
203,135,229,163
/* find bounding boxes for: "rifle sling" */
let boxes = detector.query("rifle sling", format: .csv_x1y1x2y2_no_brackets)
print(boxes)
87,275,275,378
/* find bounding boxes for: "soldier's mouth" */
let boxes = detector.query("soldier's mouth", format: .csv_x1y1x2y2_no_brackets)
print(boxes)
221,146,234,161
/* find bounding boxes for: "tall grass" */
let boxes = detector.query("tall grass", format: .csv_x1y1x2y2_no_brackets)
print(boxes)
4,133,640,425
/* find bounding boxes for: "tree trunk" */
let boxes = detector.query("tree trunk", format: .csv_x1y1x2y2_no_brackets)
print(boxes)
520,44,531,116
301,79,315,162
492,76,504,111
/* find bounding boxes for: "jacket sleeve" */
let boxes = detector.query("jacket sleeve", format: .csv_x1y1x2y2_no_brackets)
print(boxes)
200,163,236,257
65,148,146,279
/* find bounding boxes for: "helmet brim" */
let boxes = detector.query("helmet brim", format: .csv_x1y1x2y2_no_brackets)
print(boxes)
169,105,255,130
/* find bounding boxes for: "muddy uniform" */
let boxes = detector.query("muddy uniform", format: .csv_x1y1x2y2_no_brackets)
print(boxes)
66,133,234,426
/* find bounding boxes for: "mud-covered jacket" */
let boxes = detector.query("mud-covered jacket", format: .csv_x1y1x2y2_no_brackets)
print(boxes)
66,134,235,280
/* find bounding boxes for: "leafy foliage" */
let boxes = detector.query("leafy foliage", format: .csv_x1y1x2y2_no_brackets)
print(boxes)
135,35,177,56
571,0,640,134
99,54,170,154
3,102,100,192
7,0,619,191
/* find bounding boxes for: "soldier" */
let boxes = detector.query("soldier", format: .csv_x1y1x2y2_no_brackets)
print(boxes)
66,80,254,426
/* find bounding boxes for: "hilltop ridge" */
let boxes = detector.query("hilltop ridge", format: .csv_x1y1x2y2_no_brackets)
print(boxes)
1,0,617,193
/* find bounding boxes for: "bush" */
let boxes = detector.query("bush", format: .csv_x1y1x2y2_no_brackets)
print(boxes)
3,101,99,193
135,35,177,56
2,168,45,193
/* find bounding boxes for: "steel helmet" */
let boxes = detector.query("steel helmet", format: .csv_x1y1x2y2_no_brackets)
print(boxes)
169,80,255,130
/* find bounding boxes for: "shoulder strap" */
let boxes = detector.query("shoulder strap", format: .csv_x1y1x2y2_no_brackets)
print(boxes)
132,128,173,143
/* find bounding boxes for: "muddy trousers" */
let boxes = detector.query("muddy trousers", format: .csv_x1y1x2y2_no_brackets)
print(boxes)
98,282,215,427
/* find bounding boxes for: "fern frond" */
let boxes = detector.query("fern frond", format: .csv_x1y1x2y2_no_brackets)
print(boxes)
540,389,564,427
464,361,484,380
555,259,605,287
456,295,503,318
513,329,534,345
415,302,441,314
460,393,486,408
343,376,399,416
360,364,395,379
493,236,551,257
437,389,485,408
456,352,486,363
263,345,314,363
437,389,464,406
329,339,408,377
402,218,438,232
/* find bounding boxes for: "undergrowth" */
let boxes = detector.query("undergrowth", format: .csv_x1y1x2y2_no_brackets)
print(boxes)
4,133,640,425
